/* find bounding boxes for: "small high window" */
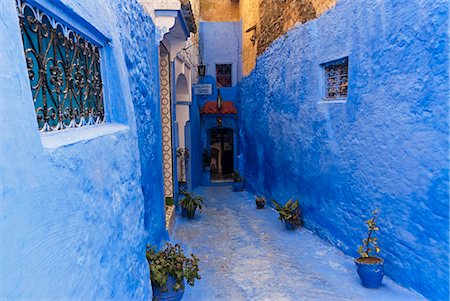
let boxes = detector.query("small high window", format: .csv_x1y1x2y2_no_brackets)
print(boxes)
216,64,232,88
17,0,105,132
322,57,348,101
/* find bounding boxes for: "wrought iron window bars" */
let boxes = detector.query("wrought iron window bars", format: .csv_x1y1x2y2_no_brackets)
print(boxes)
16,0,105,132
323,57,348,101
216,64,232,88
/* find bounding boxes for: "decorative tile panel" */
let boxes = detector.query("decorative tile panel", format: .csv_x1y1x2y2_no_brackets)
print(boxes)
159,46,173,198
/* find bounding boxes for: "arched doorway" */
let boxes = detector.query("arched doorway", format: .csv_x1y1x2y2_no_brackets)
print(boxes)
209,127,234,182
175,73,189,102
175,74,190,186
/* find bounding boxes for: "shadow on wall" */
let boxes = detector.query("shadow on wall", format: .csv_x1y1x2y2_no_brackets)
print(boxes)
238,0,449,300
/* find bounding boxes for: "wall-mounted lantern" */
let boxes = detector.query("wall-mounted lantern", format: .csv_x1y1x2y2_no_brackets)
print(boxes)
198,64,206,77
246,24,257,46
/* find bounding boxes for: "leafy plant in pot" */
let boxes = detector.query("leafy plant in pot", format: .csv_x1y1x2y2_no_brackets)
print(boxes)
355,209,384,288
179,189,206,219
271,199,302,230
232,170,244,192
146,242,200,301
255,196,266,209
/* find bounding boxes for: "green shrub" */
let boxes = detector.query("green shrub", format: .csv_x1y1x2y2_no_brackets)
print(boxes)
271,199,302,226
232,170,243,182
146,242,201,291
179,189,206,213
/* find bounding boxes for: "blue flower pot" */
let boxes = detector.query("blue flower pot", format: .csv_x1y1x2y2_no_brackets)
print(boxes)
285,221,296,230
355,257,384,288
232,182,244,192
181,206,187,217
181,206,196,219
152,276,185,301
256,200,265,209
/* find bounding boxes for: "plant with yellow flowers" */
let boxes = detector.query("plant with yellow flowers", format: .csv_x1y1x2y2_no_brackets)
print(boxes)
357,209,381,260
354,208,384,288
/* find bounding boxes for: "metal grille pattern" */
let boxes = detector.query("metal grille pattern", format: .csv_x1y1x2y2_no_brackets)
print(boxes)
17,1,105,132
216,64,232,88
324,57,348,100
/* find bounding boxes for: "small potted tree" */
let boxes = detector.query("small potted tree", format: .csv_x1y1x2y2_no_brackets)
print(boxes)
232,170,244,192
354,209,384,288
179,189,206,219
255,196,266,209
271,199,302,230
146,242,201,301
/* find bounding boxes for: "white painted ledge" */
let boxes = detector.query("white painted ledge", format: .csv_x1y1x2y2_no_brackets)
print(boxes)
40,123,130,149
318,99,348,104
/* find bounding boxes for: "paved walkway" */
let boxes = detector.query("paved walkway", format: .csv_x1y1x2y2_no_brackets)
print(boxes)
171,186,425,301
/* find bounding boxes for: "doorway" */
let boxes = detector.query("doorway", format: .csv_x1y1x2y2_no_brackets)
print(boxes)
210,128,234,182
175,74,190,187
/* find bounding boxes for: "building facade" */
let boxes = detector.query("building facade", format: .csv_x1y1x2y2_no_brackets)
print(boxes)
0,0,166,299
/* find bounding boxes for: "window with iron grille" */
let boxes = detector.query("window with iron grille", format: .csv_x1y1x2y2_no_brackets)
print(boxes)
322,57,348,101
16,0,105,132
216,64,232,88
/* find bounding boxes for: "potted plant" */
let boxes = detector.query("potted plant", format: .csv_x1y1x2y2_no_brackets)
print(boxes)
255,196,266,209
271,199,302,230
355,209,384,288
146,242,201,301
232,170,244,192
179,189,206,219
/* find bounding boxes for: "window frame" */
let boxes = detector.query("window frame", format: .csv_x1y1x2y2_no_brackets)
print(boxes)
16,0,112,132
320,57,349,104
215,63,233,88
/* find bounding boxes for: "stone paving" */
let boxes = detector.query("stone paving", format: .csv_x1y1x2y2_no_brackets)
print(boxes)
172,186,426,301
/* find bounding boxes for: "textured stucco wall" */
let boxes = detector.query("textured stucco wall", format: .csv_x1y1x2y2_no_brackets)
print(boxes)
240,0,336,75
0,0,165,299
200,0,240,22
240,0,259,76
257,0,336,55
239,0,449,300
114,0,166,240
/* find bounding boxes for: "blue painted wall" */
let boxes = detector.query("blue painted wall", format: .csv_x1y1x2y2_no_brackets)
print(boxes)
115,0,167,244
197,75,239,105
0,0,165,299
199,21,242,104
189,90,203,189
239,0,449,300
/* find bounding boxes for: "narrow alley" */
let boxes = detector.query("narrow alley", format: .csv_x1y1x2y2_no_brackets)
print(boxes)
172,186,425,301
1,0,448,300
